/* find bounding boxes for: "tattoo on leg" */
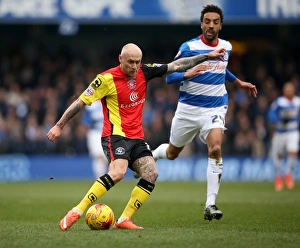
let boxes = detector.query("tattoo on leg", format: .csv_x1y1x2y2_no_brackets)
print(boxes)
132,156,158,183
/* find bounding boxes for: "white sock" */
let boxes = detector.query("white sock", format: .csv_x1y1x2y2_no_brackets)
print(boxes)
273,156,282,176
152,143,169,160
286,156,296,174
206,158,223,208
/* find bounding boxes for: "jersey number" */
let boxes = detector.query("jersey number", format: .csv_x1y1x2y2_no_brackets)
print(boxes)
211,115,225,125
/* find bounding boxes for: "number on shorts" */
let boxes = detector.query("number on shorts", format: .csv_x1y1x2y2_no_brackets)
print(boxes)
211,115,224,125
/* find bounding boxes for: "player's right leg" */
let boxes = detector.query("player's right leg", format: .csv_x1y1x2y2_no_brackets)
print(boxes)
135,142,183,179
152,112,197,161
87,130,108,179
152,143,169,161
152,143,184,161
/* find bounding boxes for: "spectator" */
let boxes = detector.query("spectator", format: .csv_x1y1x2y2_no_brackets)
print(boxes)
0,27,299,158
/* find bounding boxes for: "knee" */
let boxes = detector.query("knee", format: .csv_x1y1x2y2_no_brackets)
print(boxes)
141,168,159,184
109,169,126,183
149,170,159,184
209,145,221,158
153,170,159,182
150,168,159,182
167,150,179,160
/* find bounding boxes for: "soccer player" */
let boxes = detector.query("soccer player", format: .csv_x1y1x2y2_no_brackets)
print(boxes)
152,5,257,221
81,100,108,178
267,81,300,191
47,43,226,230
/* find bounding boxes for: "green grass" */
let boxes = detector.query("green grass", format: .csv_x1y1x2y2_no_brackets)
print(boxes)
0,181,299,248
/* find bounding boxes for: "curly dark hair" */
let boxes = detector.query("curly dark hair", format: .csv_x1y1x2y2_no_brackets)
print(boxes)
200,4,224,23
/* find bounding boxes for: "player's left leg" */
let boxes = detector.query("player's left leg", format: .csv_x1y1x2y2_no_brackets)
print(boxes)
284,132,299,190
273,155,284,191
270,133,285,191
201,108,227,221
115,141,158,229
114,156,158,229
285,152,297,190
203,128,224,221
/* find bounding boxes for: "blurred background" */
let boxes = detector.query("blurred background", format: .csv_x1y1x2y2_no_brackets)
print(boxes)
0,0,299,182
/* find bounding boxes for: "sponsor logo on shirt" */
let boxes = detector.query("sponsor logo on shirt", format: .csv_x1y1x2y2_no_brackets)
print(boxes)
205,61,227,71
120,91,145,108
130,91,139,102
120,99,145,108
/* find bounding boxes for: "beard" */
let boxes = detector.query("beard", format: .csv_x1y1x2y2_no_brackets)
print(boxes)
203,31,219,43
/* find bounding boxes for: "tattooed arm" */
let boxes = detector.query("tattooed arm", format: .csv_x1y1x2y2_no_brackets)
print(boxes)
47,98,86,142
166,47,226,74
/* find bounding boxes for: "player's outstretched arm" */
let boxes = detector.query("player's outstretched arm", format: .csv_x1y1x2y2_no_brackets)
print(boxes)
47,98,86,142
233,78,258,98
166,47,226,74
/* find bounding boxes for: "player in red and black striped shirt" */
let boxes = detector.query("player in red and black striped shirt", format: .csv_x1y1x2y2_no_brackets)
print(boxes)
47,43,225,230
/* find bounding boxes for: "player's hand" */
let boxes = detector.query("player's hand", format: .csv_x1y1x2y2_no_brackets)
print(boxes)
238,81,258,98
245,83,257,97
207,48,226,61
184,64,208,78
47,125,62,142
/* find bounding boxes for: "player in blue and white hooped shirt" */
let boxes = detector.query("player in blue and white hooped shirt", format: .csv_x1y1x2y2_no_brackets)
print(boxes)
267,81,300,191
81,100,108,178
152,4,257,221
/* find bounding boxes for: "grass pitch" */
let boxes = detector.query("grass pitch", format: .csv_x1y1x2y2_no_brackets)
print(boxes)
0,180,299,248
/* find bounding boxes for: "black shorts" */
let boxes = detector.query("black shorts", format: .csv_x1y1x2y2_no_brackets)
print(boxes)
101,135,152,170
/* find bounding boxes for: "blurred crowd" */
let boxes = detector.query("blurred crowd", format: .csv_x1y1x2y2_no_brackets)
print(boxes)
0,26,299,158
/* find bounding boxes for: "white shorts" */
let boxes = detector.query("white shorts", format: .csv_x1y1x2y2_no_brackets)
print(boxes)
87,129,105,157
169,104,227,147
271,131,300,156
